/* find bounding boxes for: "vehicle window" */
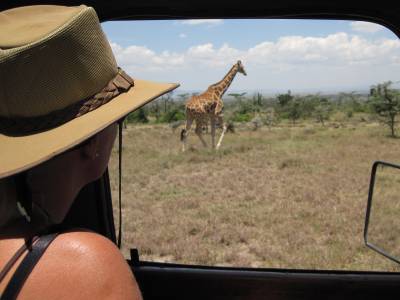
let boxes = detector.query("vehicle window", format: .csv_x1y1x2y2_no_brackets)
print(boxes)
104,19,400,271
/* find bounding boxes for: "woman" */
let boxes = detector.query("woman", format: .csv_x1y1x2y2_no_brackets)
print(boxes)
0,4,178,299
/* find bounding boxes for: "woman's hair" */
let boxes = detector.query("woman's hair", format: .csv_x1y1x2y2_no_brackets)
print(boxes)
0,175,51,235
0,177,20,228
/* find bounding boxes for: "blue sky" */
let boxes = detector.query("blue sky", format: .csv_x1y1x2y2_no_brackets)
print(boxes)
102,19,400,94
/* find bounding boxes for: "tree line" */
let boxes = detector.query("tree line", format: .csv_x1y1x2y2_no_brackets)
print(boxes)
125,81,400,137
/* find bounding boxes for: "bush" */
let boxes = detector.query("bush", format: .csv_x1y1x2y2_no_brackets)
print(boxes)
277,90,293,107
127,108,149,123
346,111,353,118
370,81,400,137
251,115,263,131
287,98,302,124
231,113,252,123
313,102,332,126
158,108,186,123
237,101,255,115
263,107,279,130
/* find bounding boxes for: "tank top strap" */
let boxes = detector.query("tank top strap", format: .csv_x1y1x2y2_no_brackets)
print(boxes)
0,233,58,300
0,237,39,283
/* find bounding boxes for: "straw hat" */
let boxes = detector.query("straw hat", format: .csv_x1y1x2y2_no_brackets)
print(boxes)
0,5,179,179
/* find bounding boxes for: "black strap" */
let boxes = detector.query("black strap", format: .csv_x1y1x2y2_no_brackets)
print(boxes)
1,233,58,300
0,237,39,284
117,119,123,248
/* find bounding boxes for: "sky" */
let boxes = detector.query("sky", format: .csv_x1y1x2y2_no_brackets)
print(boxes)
102,19,400,94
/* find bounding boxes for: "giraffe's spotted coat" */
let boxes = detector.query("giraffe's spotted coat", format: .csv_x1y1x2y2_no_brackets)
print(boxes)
181,61,247,151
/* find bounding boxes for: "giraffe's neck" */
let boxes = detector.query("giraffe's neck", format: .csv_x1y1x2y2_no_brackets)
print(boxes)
211,64,238,98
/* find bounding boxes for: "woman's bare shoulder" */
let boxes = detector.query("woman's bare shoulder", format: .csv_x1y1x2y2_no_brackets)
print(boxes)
18,231,142,300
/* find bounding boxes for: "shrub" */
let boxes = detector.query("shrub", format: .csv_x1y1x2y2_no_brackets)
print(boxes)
277,90,293,107
346,111,353,118
370,81,400,137
313,101,332,126
263,107,278,130
232,113,252,123
127,108,149,123
287,98,303,124
158,108,186,123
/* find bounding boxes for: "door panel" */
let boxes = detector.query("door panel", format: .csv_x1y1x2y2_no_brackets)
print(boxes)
132,261,400,300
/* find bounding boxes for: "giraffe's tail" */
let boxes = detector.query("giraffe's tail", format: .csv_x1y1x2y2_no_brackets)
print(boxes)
180,129,187,141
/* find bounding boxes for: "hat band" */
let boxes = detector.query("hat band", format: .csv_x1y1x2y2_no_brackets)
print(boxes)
0,68,134,136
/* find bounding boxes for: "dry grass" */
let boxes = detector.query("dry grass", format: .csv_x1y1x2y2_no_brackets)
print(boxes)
368,165,400,261
109,119,400,271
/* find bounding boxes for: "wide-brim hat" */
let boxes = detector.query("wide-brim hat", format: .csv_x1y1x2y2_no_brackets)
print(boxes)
0,5,179,179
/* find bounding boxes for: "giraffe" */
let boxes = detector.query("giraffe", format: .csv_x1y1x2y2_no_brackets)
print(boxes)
181,60,247,151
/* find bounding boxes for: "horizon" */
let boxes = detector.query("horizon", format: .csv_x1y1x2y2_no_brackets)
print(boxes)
169,86,373,96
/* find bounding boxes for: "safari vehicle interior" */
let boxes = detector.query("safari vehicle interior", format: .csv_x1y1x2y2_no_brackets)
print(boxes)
2,0,400,299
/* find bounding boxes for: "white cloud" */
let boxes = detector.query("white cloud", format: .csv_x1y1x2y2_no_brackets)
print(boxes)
180,19,223,26
350,21,384,33
246,33,400,66
110,33,400,91
179,33,187,38
187,43,243,67
110,42,184,72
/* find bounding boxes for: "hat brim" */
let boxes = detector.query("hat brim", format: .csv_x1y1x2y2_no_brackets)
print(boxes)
0,79,179,179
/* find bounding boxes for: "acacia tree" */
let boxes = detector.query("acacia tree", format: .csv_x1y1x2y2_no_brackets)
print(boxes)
264,107,278,130
287,98,302,125
177,93,189,102
313,98,331,126
148,100,161,121
370,81,400,137
339,91,366,114
277,90,293,107
127,108,149,123
252,92,264,110
162,91,174,113
228,92,247,104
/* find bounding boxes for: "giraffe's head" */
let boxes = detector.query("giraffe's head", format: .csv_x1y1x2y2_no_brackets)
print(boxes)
236,60,247,76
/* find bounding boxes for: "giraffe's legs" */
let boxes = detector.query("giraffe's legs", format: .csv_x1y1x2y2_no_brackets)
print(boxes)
195,122,208,148
216,116,227,150
181,117,193,152
210,117,216,149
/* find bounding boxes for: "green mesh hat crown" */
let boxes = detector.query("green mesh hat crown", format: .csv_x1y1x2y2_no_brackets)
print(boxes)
0,5,179,178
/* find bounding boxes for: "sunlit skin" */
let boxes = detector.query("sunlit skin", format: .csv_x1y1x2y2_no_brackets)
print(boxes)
0,124,143,300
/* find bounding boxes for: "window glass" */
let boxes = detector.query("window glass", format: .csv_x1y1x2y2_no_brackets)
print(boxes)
105,19,400,271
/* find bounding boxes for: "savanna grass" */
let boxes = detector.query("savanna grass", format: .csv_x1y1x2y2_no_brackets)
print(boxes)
109,120,400,271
